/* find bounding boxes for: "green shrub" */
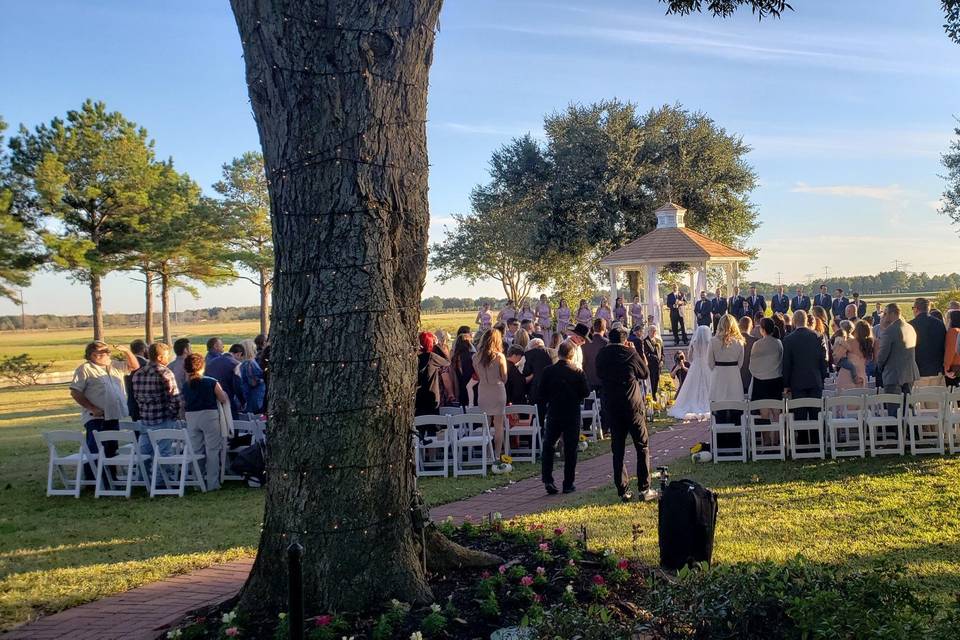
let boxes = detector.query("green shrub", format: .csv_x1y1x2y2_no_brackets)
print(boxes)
0,353,50,385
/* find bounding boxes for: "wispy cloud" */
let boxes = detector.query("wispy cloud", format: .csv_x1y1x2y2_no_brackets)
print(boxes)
790,183,907,201
434,121,540,137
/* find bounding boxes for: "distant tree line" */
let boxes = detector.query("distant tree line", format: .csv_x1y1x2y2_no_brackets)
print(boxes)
0,305,266,332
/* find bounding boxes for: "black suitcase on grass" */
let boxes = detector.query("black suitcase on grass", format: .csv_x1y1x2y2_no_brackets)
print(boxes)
658,478,718,570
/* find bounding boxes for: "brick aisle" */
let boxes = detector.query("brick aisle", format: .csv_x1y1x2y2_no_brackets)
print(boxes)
6,421,708,640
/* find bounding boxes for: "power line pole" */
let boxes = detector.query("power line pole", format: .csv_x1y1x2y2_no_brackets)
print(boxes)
893,259,911,272
823,266,830,283
775,271,783,286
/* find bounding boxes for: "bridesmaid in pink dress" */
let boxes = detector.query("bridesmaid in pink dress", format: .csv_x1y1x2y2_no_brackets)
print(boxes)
536,294,552,331
519,300,535,323
613,296,627,326
498,301,517,324
630,296,644,328
556,299,571,331
595,299,613,324
476,303,493,331
575,300,593,325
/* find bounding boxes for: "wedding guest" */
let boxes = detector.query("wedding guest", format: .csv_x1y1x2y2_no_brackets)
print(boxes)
944,310,960,388
70,341,140,464
596,299,613,324
168,337,192,390
834,321,869,390
752,311,765,338
575,299,593,325
129,340,149,367
433,329,457,406
181,353,230,491
747,285,766,317
205,337,224,365
728,286,745,320
851,292,867,319
909,297,946,387
814,285,832,315
512,328,530,351
629,296,644,328
749,317,784,402
738,316,756,395
711,287,728,332
845,303,859,322
831,288,850,320
614,296,628,326
771,285,789,315
563,323,589,370
931,308,944,323
504,318,521,346
132,342,183,458
536,294,553,332
666,284,688,345
710,315,746,426
498,300,517,324
546,331,563,360
791,287,810,313
772,313,787,339
473,328,509,470
877,303,919,397
522,338,555,421
581,318,609,393
871,302,883,326
810,306,832,369
539,341,589,495
597,328,656,502
415,332,450,416
643,325,664,399
519,300,535,323
505,345,528,405
451,330,476,406
694,291,713,326
782,310,827,419
557,299,572,330
476,303,493,331
238,338,266,414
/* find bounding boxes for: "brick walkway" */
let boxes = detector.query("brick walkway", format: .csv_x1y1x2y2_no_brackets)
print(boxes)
6,421,708,640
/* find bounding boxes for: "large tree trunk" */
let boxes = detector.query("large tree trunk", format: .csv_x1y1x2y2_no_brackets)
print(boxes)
259,273,270,337
627,271,640,300
144,268,155,344
232,0,444,616
160,272,171,346
90,275,104,341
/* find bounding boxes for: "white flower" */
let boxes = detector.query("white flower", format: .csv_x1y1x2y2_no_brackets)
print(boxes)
410,632,424,640
430,603,441,613
166,631,182,640
222,610,237,624
565,584,574,593
278,613,287,621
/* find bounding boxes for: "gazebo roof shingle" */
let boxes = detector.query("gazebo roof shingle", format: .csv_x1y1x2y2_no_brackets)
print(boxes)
600,226,749,265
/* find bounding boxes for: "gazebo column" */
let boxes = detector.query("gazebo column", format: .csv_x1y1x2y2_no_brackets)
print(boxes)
609,266,619,308
723,262,734,297
732,261,741,289
697,262,708,295
645,263,661,328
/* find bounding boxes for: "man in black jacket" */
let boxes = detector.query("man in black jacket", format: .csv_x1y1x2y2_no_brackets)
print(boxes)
521,339,555,425
782,310,827,419
694,291,713,327
771,285,790,315
711,288,727,332
909,297,946,388
539,341,590,495
596,329,657,502
665,284,688,346
729,286,745,320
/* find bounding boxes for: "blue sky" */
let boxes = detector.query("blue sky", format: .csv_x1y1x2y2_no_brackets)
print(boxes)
2,0,959,315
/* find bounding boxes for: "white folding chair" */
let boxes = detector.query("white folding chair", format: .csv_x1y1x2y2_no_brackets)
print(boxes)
865,394,905,456
413,415,451,477
906,391,945,455
43,431,98,498
709,400,748,462
94,430,151,498
439,406,463,416
945,390,960,454
580,391,602,442
747,399,786,461
785,397,825,459
450,413,491,477
824,395,865,458
504,404,541,463
147,429,206,497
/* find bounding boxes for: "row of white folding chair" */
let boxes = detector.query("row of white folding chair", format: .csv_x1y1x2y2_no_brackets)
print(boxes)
442,405,543,461
414,413,491,477
581,391,603,442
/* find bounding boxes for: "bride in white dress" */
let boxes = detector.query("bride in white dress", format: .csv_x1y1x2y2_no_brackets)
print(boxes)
668,324,712,420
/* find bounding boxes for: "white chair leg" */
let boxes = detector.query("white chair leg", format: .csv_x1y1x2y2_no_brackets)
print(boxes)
72,458,83,499
94,458,104,498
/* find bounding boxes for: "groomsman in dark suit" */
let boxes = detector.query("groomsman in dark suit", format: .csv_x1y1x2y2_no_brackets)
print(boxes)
711,287,727,332
871,302,882,326
791,287,811,313
747,285,767,317
729,286,745,320
694,291,713,326
771,286,790,315
665,284,688,345
831,288,849,320
851,292,867,319
814,285,832,314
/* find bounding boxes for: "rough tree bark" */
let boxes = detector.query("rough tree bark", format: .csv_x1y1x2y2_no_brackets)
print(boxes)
89,276,104,341
232,0,479,616
258,271,270,337
144,268,155,343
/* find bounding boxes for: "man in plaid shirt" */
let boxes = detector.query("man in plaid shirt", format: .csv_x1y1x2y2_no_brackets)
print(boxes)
132,342,183,458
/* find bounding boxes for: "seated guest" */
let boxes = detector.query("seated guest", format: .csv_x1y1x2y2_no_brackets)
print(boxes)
132,342,184,458
168,338,191,390
205,336,224,365
181,353,231,491
238,339,266,414
505,345,528,405
944,310,960,388
540,341,590,495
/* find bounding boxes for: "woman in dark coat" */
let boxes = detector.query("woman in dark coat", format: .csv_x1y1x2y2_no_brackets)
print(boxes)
415,332,450,417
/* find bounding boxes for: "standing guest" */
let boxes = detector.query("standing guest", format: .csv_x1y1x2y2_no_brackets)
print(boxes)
131,342,184,458
124,339,150,421
871,302,883,326
556,299,572,330
671,351,689,391
451,329,476,407
909,297,946,388
831,288,850,320
596,299,613,325
771,286,790,315
205,337,224,365
781,312,793,335
546,331,563,361
782,310,827,419
666,284,688,345
476,303,493,332
206,343,243,416
563,323,589,371
539,341,589,495
629,296,644,329
473,328,509,471
181,353,230,491
943,310,960,388
614,296,628,326
415,332,450,416
256,338,271,414
504,318,521,346
227,343,247,409
522,338,555,422
752,311,765,338
931,308,944,324
791,287,811,313
844,303,859,322
497,300,517,324
238,339,266,414
834,321,869,390
876,303,919,398
642,325,664,399
519,300,535,323
505,346,528,405
519,318,536,337
738,316,756,395
628,324,645,352
694,291,713,326
851,293,867,319
581,318,609,394
710,315,746,428
512,328,530,351
810,306,833,369
536,294,553,332
597,328,657,502
711,287,728,332
728,286,745,320
749,317,784,403
747,285,767,317
168,337,192,391
772,313,787,339
575,299,593,325
70,342,140,464
814,285,832,316
254,334,267,357
129,340,149,367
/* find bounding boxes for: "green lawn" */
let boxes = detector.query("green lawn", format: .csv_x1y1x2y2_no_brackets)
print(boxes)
517,454,960,601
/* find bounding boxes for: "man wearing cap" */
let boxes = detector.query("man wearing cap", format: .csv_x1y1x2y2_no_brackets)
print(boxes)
562,322,589,371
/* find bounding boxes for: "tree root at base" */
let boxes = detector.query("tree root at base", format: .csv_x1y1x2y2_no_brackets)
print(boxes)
424,525,504,573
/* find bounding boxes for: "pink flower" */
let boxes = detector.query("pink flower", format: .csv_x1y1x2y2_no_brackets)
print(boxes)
314,615,333,627
592,575,605,586
498,564,507,575
567,559,576,566
538,543,550,552
481,570,491,579
617,559,629,570
533,594,543,603
536,566,546,576
520,575,534,587
554,527,565,536
225,628,239,638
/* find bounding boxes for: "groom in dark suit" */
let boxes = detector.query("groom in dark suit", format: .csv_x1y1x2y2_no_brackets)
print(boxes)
791,287,811,313
694,291,713,326
771,286,789,315
711,288,727,332
814,285,832,314
665,284,688,345
729,286,745,320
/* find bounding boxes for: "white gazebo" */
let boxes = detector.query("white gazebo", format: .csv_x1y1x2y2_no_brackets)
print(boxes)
599,202,750,329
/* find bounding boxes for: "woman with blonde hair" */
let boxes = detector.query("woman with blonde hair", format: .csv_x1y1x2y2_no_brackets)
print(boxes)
575,299,593,325
710,314,746,426
512,328,530,350
472,328,509,472
238,338,265,414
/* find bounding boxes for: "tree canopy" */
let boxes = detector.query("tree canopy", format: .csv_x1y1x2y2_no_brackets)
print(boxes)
0,117,42,303
940,120,960,229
